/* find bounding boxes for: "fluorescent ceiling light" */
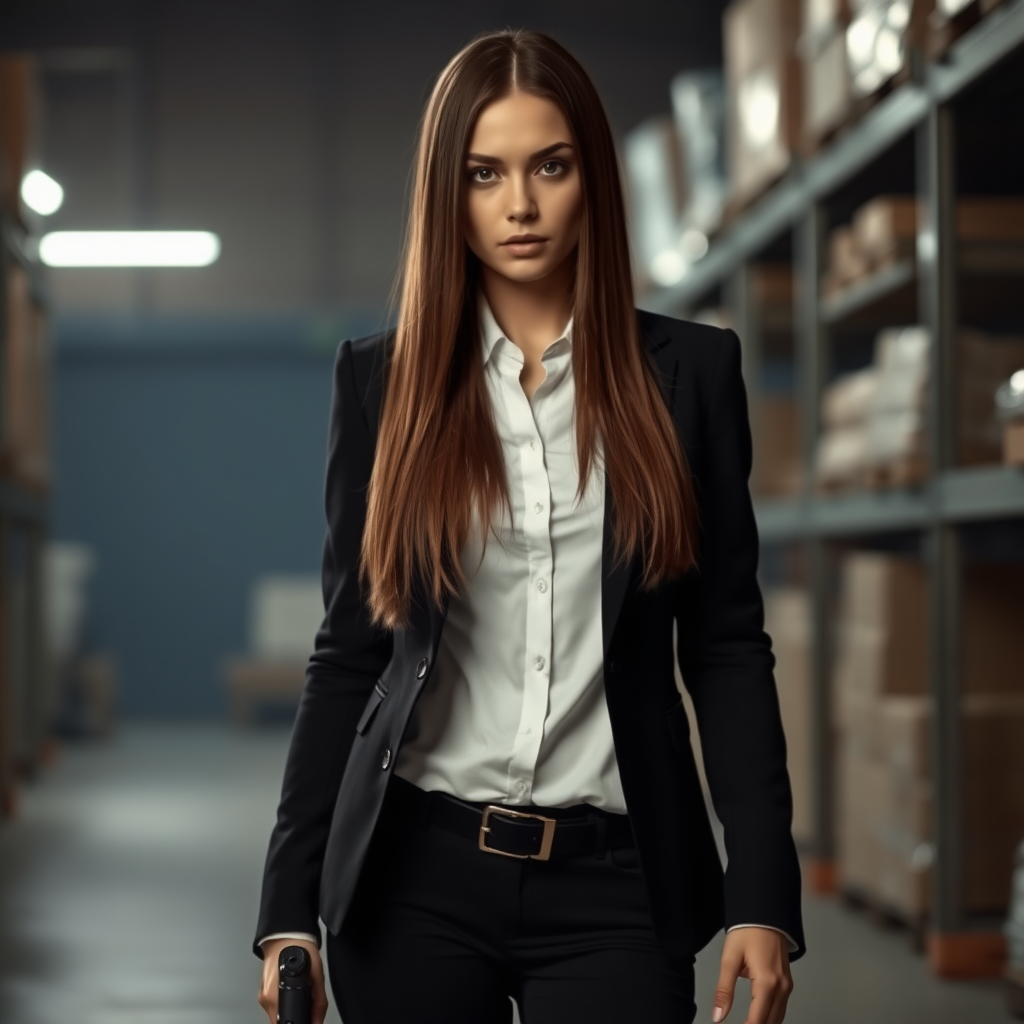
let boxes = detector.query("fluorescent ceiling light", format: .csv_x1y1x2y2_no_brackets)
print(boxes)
21,170,65,215
39,231,221,267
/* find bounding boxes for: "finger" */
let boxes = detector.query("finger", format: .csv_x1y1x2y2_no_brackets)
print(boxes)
311,952,330,1024
764,972,793,1024
257,983,277,1024
744,973,784,1024
713,949,743,1022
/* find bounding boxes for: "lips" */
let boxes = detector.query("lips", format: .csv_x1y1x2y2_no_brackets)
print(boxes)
501,234,547,245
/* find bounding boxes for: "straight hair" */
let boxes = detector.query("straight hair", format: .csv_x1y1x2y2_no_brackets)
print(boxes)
360,28,698,630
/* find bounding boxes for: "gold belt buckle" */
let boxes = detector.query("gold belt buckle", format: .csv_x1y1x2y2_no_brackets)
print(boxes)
479,805,556,861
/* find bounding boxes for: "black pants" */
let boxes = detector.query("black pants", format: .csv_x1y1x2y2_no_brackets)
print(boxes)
326,777,697,1024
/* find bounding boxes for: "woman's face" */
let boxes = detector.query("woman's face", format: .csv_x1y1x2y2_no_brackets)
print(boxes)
463,91,584,285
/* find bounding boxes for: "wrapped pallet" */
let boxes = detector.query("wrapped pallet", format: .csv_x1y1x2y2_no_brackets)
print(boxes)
834,554,1024,917
814,366,878,488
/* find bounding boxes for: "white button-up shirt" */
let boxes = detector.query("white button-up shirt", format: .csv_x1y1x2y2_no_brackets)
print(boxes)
259,293,798,952
393,291,624,812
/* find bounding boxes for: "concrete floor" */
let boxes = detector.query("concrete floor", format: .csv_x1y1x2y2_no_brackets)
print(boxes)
0,723,1010,1024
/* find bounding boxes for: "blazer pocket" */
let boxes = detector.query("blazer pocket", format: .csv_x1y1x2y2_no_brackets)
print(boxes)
664,698,691,754
355,681,388,735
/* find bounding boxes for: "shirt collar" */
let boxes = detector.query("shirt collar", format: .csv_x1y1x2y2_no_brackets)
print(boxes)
478,290,574,366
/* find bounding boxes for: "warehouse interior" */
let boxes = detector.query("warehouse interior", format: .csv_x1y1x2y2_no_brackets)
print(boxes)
2,0,1024,1021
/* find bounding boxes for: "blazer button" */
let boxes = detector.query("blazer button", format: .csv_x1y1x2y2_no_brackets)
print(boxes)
608,660,619,674
381,748,391,770
416,657,429,679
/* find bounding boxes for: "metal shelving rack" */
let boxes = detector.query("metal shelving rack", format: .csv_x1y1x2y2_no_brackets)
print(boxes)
639,0,1024,978
0,214,51,819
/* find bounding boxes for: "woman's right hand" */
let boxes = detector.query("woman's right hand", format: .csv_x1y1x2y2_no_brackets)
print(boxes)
258,937,329,1024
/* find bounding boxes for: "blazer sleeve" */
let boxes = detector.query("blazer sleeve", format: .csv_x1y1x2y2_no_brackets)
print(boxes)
252,338,394,959
674,327,806,960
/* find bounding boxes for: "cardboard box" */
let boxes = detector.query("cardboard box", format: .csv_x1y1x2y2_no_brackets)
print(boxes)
834,618,929,699
822,368,879,429
854,195,1024,266
0,55,41,224
1006,419,1024,466
815,424,869,484
2,265,50,488
802,29,853,143
753,397,803,496
725,0,803,209
838,725,1023,916
880,694,1024,781
828,225,871,285
841,553,928,632
837,556,1024,696
836,740,887,892
802,0,849,44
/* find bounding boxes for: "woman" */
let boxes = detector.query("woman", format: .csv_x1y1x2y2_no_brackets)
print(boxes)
255,28,804,1024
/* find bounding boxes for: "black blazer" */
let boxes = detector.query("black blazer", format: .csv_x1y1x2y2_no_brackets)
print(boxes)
254,309,806,963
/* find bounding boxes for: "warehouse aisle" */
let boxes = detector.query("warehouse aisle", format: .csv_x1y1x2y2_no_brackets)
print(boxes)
0,725,1007,1024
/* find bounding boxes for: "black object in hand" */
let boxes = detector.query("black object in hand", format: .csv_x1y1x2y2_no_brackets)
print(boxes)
277,945,313,1024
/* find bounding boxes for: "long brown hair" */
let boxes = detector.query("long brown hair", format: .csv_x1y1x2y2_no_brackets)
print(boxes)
360,28,698,630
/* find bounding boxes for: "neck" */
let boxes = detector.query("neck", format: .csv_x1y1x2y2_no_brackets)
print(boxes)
479,254,575,354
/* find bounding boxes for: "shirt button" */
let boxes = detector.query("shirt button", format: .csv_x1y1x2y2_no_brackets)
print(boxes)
514,779,527,794
529,439,537,450
533,501,544,514
534,655,545,671
536,579,547,593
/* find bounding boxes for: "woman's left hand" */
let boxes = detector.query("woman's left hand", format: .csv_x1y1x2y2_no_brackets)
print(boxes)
712,926,793,1024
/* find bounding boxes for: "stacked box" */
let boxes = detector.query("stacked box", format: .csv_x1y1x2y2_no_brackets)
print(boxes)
851,195,1024,271
753,397,803,496
1007,420,1024,466
764,588,813,843
0,55,41,225
834,554,1024,917
816,325,1024,487
2,266,51,489
724,0,803,210
815,367,879,486
846,0,931,100
800,0,853,147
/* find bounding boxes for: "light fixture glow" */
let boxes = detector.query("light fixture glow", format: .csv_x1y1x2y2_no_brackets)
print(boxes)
680,228,709,262
1010,369,1024,395
39,231,221,267
21,169,65,216
650,250,687,287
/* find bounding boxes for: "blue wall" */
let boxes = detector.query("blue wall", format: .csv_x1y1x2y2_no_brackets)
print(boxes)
51,316,367,718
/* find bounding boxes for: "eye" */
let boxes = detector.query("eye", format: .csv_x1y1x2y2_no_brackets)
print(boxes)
539,160,566,176
469,166,496,183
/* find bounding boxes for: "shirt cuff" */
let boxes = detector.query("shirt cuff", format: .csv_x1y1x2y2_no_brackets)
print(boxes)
727,923,799,954
257,931,320,949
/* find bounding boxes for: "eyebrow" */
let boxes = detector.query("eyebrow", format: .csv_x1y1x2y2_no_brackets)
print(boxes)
465,141,574,166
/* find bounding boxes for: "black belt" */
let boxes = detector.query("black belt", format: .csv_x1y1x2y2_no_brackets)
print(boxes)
387,775,635,861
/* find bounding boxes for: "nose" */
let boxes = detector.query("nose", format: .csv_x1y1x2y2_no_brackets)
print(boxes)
507,173,537,222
